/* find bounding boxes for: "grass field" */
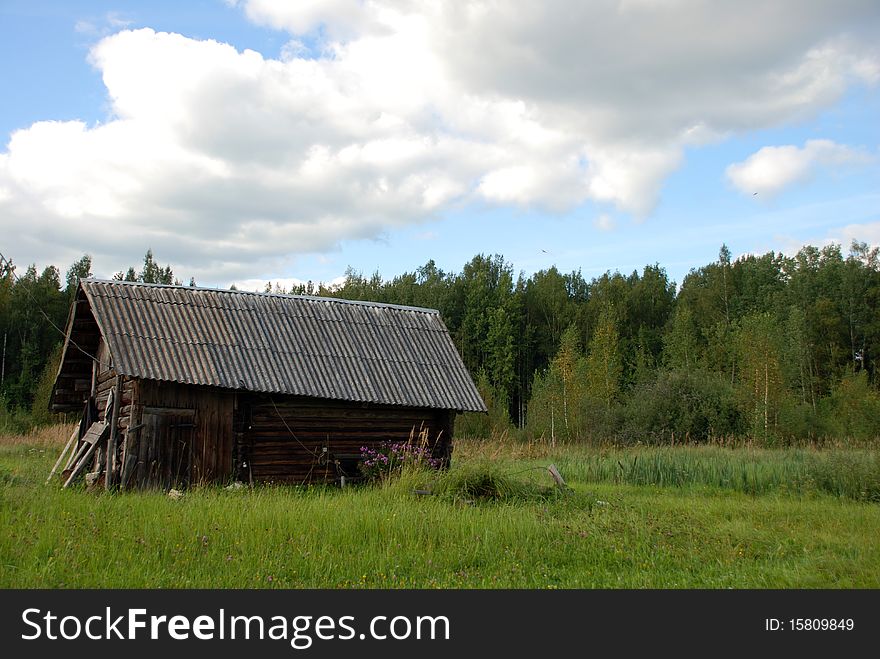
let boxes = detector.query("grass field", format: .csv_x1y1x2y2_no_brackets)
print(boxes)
1,426,879,588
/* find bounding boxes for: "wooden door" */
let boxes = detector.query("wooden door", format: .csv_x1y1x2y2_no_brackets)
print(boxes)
139,407,195,489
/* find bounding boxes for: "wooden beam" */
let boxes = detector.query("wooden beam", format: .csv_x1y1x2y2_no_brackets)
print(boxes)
63,422,109,488
106,377,123,490
46,427,79,484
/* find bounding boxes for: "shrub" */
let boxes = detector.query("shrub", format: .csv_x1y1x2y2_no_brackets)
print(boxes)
776,400,822,443
817,372,880,443
0,397,37,435
622,369,744,443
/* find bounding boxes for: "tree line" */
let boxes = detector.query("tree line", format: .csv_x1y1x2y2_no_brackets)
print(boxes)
2,243,879,443
0,250,177,429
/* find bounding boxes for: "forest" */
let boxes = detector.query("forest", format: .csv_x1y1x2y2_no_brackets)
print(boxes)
1,242,879,445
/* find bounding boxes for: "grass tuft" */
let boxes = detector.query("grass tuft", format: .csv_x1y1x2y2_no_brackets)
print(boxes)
432,461,561,503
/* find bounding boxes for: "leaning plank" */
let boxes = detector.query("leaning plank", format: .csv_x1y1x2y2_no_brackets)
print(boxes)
46,426,79,484
62,422,109,489
80,420,108,446
61,443,90,481
120,453,138,489
61,420,108,479
63,440,82,471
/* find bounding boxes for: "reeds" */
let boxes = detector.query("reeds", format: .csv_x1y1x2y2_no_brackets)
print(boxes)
0,422,76,447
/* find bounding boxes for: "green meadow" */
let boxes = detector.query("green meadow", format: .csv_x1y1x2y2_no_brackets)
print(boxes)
2,428,879,589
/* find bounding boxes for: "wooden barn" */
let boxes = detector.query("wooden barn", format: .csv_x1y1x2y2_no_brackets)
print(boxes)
48,279,486,490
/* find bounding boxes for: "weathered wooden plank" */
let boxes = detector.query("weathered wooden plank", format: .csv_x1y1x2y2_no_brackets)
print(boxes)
119,379,139,490
61,443,90,481
120,452,138,489
141,407,196,417
136,410,153,488
90,359,98,398
80,420,109,445
106,375,123,490
63,423,109,488
120,425,142,489
46,426,79,484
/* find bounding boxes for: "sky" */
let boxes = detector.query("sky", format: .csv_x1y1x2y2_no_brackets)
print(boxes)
1,0,879,291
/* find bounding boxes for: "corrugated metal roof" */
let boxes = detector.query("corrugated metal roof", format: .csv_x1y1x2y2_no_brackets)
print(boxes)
79,279,486,412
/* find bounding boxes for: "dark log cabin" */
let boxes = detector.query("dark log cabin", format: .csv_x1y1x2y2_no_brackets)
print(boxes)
49,279,486,490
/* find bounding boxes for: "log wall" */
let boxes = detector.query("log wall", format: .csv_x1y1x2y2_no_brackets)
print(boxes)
78,367,455,488
240,395,454,484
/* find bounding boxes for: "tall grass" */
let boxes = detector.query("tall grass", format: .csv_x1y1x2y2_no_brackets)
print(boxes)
807,451,880,502
2,428,879,588
457,438,880,501
0,422,75,447
558,447,810,495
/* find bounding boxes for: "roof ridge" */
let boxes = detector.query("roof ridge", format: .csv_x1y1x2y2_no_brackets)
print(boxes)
82,278,440,315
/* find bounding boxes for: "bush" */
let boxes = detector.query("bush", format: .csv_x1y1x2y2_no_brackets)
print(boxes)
29,344,64,426
0,397,37,435
622,369,744,443
776,400,822,443
817,372,880,443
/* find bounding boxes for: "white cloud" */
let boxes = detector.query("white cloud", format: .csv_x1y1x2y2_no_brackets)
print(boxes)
594,214,617,232
74,20,97,35
231,275,347,293
726,139,872,196
771,220,880,266
832,221,880,249
1,1,879,282
74,12,133,37
238,0,370,38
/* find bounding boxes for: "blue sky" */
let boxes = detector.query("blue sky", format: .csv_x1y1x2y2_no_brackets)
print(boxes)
1,1,878,290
